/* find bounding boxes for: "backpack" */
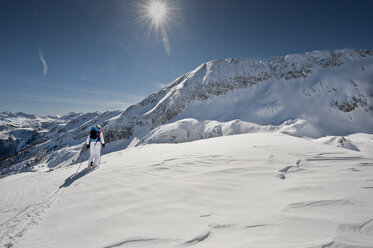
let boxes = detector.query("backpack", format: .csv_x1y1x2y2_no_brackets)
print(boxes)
90,127,100,142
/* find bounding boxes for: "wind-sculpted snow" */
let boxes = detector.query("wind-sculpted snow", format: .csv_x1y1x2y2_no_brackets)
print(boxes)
1,133,373,247
137,118,321,145
1,49,373,176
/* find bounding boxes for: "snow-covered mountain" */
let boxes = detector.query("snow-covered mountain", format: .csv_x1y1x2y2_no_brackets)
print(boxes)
0,112,63,160
1,49,372,176
103,48,373,146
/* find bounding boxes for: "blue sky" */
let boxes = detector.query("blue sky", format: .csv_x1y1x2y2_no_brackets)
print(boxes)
1,0,372,115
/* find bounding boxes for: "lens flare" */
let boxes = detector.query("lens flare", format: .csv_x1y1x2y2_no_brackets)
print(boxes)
147,1,167,23
143,0,172,55
114,0,182,56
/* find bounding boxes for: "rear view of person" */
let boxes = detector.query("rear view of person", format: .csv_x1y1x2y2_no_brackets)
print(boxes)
86,125,105,168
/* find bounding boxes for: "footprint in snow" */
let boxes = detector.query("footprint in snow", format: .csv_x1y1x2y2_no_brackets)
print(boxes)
185,230,211,244
278,165,293,173
200,213,212,218
276,160,302,180
276,174,286,180
359,162,373,167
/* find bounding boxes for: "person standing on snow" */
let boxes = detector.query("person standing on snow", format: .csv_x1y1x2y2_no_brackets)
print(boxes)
86,125,105,167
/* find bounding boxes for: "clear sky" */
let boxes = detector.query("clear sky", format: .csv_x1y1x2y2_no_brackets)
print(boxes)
1,0,372,115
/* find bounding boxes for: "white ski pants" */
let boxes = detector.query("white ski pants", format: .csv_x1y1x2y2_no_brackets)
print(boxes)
88,141,102,166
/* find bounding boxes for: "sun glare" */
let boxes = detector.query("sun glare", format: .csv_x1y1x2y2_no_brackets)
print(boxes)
128,0,181,55
148,1,167,22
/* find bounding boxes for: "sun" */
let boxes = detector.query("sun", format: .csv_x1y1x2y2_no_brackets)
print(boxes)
126,0,180,55
147,1,167,22
144,0,172,54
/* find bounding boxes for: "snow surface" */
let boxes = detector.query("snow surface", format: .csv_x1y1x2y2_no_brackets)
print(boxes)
137,118,322,145
1,132,373,248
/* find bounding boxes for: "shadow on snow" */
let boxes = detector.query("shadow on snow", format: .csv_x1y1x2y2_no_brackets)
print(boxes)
59,167,95,188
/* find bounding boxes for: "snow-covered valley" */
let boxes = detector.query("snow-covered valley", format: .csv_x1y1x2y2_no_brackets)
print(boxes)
1,132,373,248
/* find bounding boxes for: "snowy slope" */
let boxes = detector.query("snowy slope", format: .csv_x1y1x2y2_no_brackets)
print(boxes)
1,132,373,248
137,118,322,145
1,49,373,176
104,48,373,146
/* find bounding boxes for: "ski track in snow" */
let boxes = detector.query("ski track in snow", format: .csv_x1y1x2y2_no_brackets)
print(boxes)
0,189,59,248
0,166,98,248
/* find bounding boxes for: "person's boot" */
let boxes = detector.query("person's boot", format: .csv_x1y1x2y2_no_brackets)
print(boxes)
90,161,93,168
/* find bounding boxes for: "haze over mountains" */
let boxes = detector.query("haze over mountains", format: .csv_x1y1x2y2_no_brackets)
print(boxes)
1,48,372,176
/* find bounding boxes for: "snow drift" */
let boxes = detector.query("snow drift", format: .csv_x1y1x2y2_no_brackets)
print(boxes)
1,132,373,248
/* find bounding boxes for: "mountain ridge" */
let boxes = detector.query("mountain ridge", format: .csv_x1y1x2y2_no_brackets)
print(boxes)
1,48,373,176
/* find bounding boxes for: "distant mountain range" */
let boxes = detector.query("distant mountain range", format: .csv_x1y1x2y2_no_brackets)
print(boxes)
1,49,372,176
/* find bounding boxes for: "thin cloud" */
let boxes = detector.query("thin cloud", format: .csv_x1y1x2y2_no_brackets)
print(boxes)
0,92,97,106
154,82,167,89
38,48,48,77
109,101,133,106
2,73,145,102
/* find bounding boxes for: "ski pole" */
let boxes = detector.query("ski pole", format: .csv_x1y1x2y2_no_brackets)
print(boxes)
77,144,90,173
76,161,83,174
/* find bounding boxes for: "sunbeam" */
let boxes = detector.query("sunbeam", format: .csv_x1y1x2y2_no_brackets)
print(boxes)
137,0,176,55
